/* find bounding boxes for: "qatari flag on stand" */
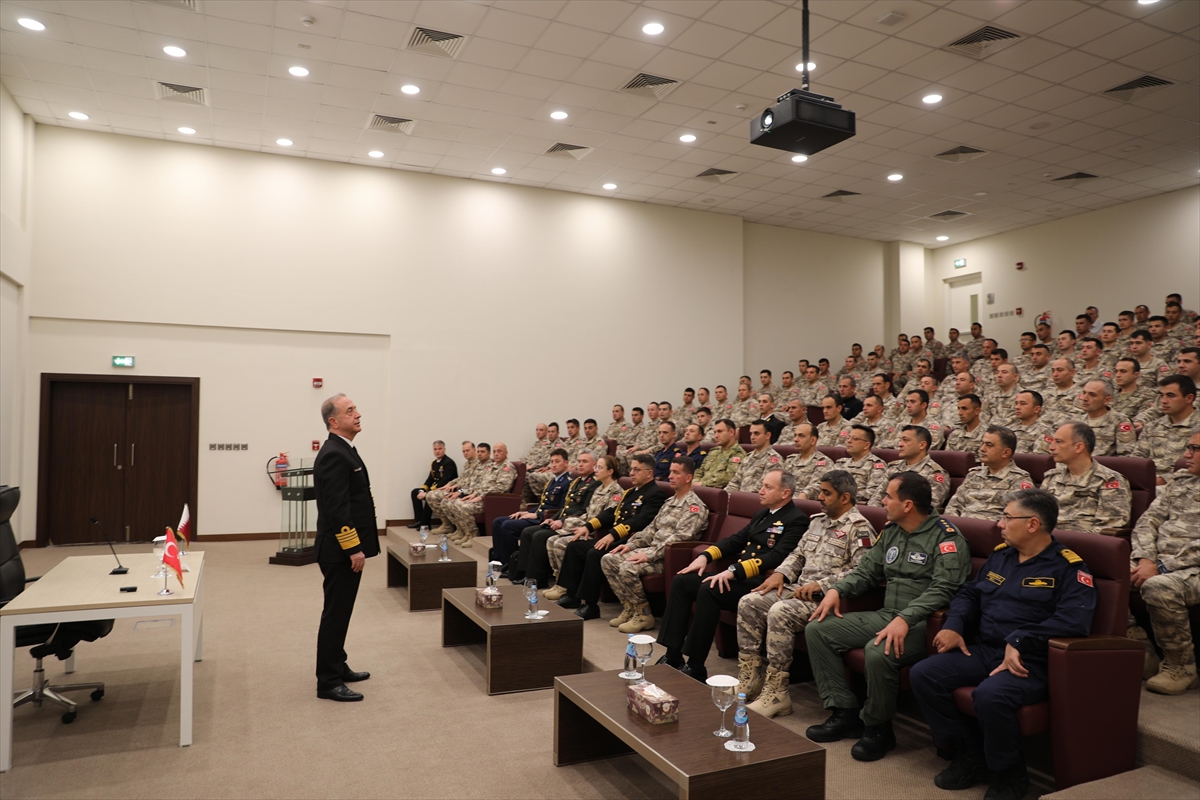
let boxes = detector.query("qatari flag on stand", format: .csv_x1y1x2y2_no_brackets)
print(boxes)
177,505,191,545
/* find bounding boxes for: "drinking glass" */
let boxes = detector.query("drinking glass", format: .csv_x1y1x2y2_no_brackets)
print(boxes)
630,635,655,684
151,538,166,578
706,675,739,738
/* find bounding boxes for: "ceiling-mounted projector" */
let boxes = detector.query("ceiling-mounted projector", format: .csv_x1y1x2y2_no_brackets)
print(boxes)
749,88,856,156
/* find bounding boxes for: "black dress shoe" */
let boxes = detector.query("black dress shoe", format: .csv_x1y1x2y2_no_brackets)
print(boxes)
556,595,581,609
406,522,421,529
680,662,708,683
342,670,370,683
656,654,683,669
850,722,896,762
805,708,865,743
574,603,600,620
935,737,992,790
317,685,363,702
984,757,1029,800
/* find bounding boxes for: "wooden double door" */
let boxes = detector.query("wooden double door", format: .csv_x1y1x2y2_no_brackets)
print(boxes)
38,376,199,546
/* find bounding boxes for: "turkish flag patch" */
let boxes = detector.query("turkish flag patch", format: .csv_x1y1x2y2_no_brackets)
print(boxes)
732,457,741,463
874,462,886,468
1105,480,1120,489
504,465,511,471
689,505,700,513
939,541,957,555
1078,571,1093,587
839,430,849,437
1119,422,1131,432
1021,481,1033,489
769,456,779,463
1044,435,1054,443
934,473,946,483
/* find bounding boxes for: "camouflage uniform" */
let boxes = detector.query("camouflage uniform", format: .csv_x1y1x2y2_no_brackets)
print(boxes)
736,508,877,670
1112,386,1157,420
943,463,1035,520
578,435,607,465
676,403,698,429
818,372,839,394
784,451,836,494
426,459,482,522
731,398,761,428
601,491,708,606
891,352,916,389
1019,364,1052,395
944,423,985,454
816,416,853,447
983,386,1020,428
902,415,946,450
797,381,829,407
803,453,888,501
858,415,898,448
868,455,951,510
605,420,638,447
523,439,554,471
1041,386,1085,428
1135,357,1172,391
442,460,518,537
1074,363,1113,389
1042,461,1132,533
1133,411,1200,483
547,481,625,575
1151,338,1180,365
710,400,736,421
724,447,784,494
1011,419,1056,455
945,341,970,362
970,359,997,394
965,337,986,362
1084,410,1136,457
693,443,746,488
759,383,782,404
925,339,947,361
1132,471,1200,665
778,385,801,408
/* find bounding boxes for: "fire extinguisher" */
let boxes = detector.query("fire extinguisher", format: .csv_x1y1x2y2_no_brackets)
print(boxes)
274,452,288,489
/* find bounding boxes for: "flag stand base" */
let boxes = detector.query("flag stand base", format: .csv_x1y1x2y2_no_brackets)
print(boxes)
158,573,173,596
270,546,316,567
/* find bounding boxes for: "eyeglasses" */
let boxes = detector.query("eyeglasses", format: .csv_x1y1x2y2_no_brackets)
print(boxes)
1000,513,1036,523
1184,444,1200,454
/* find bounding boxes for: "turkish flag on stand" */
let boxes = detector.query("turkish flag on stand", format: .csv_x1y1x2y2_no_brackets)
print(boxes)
163,527,184,589
176,505,191,546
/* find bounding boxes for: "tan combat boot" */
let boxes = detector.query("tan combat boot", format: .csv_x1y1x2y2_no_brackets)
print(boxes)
736,652,764,700
617,604,655,633
542,585,567,601
746,667,792,718
610,602,635,628
1147,660,1199,695
431,522,453,536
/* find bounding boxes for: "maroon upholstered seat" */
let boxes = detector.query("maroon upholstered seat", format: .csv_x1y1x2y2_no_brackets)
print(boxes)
738,426,752,445
872,448,900,463
930,450,976,503
817,446,847,461
774,444,797,459
807,406,824,426
603,438,617,457
479,461,528,522
1094,456,1157,527
1013,453,1054,486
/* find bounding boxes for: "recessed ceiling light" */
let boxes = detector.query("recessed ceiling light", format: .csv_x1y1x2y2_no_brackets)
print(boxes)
163,46,186,58
177,126,196,135
491,167,506,175
1137,0,1160,5
922,94,943,104
276,138,293,147
17,18,45,31
603,183,617,190
368,150,384,158
400,84,420,95
887,173,903,181
289,66,309,77
550,111,568,120
642,22,664,35
974,192,988,197
791,155,808,163
679,134,696,143
936,236,949,241
68,111,89,120
795,62,816,71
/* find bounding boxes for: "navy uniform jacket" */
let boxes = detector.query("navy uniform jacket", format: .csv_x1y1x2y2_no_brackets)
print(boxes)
549,475,598,521
702,502,808,580
587,480,667,541
653,443,687,479
420,456,457,491
533,471,571,517
942,537,1096,660
681,444,710,472
313,433,380,561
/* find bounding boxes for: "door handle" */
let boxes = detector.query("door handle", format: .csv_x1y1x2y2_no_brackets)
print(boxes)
131,443,135,467
114,444,122,470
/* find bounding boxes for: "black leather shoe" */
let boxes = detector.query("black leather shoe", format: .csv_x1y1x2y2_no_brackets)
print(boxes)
850,722,897,762
935,738,992,790
984,758,1029,800
805,708,865,743
656,654,683,669
556,595,581,609
680,662,708,683
317,685,363,702
342,670,370,683
406,522,421,529
574,603,600,620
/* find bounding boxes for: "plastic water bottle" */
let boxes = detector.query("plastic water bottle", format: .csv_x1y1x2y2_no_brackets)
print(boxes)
625,636,637,671
732,693,753,750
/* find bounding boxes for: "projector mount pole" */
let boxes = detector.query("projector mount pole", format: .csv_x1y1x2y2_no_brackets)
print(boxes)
801,0,810,92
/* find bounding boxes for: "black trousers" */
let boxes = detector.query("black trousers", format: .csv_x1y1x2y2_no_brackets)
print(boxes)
316,558,363,692
410,488,432,526
514,524,556,585
657,572,764,666
557,536,619,604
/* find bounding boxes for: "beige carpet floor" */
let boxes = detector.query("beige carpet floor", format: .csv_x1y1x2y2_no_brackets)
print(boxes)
0,532,1186,799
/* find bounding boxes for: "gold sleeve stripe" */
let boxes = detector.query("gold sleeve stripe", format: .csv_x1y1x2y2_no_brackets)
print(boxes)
588,518,602,531
336,526,361,550
739,558,762,578
614,524,630,537
705,546,722,560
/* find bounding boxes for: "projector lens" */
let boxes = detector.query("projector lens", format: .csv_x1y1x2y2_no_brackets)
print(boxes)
761,109,773,129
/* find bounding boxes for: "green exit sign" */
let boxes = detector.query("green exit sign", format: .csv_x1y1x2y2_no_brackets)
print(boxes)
953,258,967,268
112,356,135,368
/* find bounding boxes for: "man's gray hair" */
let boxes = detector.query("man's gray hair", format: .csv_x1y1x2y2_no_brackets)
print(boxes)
321,393,346,430
1086,378,1115,398
766,469,796,496
433,440,445,447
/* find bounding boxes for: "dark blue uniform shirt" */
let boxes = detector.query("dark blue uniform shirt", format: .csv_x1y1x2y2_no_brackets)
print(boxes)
653,443,687,480
534,472,571,516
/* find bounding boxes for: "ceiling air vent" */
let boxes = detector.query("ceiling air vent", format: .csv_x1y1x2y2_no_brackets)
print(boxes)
930,210,969,220
156,82,207,106
619,73,679,100
696,168,737,183
1104,75,1173,102
934,145,987,163
406,27,466,59
822,190,861,203
944,26,1021,60
369,115,416,135
544,143,593,160
135,0,200,11
1052,172,1098,188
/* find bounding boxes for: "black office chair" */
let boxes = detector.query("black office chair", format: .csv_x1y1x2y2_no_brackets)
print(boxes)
0,486,114,723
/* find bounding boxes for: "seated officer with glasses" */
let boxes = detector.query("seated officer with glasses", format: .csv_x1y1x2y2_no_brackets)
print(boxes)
909,489,1096,800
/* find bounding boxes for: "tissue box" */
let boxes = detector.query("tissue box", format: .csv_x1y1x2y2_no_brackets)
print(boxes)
626,683,678,725
409,543,427,557
475,588,503,609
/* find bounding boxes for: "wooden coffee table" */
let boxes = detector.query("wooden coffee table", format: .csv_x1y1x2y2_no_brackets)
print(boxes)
441,585,584,695
554,666,825,800
385,538,476,611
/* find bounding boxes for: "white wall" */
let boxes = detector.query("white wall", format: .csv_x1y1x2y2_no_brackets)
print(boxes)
743,222,886,374
16,125,745,540
925,187,1200,347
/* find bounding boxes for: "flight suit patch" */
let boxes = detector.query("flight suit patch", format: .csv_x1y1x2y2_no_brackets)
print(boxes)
909,551,928,565
886,546,899,563
986,571,1005,586
1021,577,1055,588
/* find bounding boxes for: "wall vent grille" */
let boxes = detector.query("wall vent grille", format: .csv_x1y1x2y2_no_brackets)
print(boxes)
369,115,416,135
944,26,1021,59
156,82,207,105
619,73,679,100
406,27,466,59
1104,75,1172,102
544,143,593,160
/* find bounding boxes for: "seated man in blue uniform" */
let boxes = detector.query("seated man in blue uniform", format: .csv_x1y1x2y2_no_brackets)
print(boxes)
491,448,570,573
909,488,1096,800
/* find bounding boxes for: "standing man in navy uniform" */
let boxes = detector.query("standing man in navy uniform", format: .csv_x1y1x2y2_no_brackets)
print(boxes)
910,489,1096,800
313,394,380,702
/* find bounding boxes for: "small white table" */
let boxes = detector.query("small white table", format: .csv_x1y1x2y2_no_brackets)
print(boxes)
0,552,205,771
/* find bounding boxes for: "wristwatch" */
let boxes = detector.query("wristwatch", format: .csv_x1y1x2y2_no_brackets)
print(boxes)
726,565,737,574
